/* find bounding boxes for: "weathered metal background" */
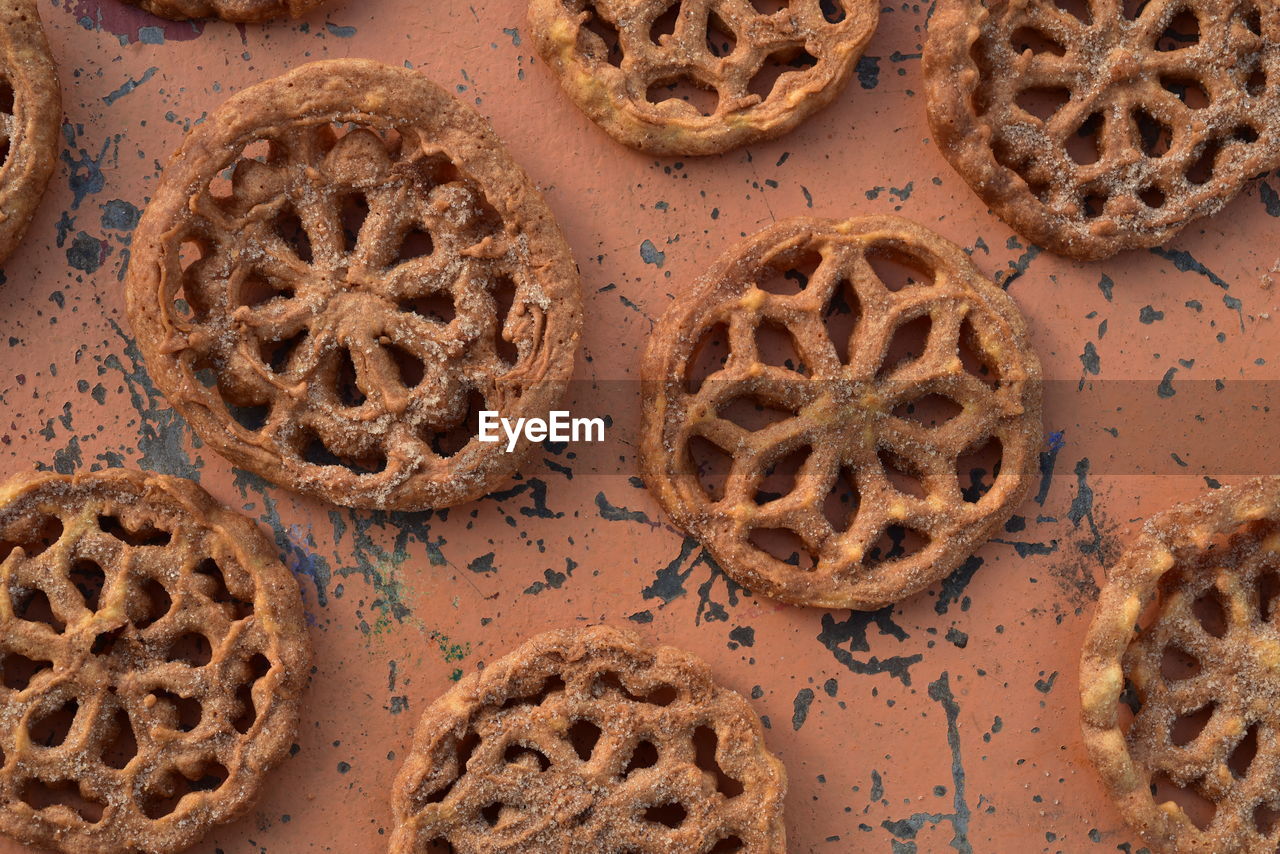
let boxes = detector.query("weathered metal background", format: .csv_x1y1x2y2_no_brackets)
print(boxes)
2,0,1278,850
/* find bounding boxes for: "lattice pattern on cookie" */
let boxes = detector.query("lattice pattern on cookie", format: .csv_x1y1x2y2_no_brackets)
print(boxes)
1081,477,1280,854
127,61,581,510
640,217,1042,609
528,0,878,154
391,625,785,853
924,0,1280,259
0,469,309,854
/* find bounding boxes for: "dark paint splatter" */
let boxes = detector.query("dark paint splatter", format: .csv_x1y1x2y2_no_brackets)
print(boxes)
817,609,921,686
792,688,814,730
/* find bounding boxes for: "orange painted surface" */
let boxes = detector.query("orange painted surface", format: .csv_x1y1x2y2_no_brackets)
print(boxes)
2,0,1279,851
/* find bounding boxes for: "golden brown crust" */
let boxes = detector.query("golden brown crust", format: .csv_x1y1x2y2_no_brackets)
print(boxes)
0,0,59,266
390,625,786,853
1080,477,1280,854
924,0,1280,260
639,216,1042,609
125,59,582,511
528,0,878,155
120,0,327,23
0,468,311,854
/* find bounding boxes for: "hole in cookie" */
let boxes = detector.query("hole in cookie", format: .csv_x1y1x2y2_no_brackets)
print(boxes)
1010,27,1065,56
233,653,272,734
650,0,680,44
754,319,807,374
1229,723,1260,776
1016,87,1070,123
102,708,138,769
865,525,929,567
749,0,787,14
1159,644,1200,681
821,467,859,532
503,743,551,771
879,449,926,499
748,527,816,570
152,689,202,732
227,400,270,433
490,274,521,367
1186,139,1221,185
1232,124,1260,144
91,627,124,656
429,388,484,458
1067,112,1103,166
644,684,678,706
685,322,731,394
1139,186,1166,209
877,314,932,378
1052,0,1091,23
1161,75,1209,109
395,225,434,264
748,48,818,103
400,291,455,325
1121,0,1150,18
706,12,737,57
1259,571,1280,622
167,633,212,667
29,698,78,747
754,445,808,505
20,779,104,824
957,317,999,388
1150,773,1215,830
1257,803,1280,837
424,840,454,853
99,515,171,547
1157,8,1200,51
389,344,426,388
819,0,844,23
688,435,732,502
708,837,745,853
69,558,106,612
582,9,623,66
1192,588,1228,637
569,719,602,761
0,81,12,115
500,674,566,710
260,329,309,374
1082,193,1107,218
479,802,503,827
275,204,313,263
132,578,172,629
194,558,253,620
624,739,659,776
758,249,821,295
644,802,688,827
340,192,369,255
0,515,64,564
892,393,963,429
14,588,64,633
647,75,719,116
823,278,860,364
1246,66,1266,97
1134,107,1172,158
335,348,366,408
957,436,1002,502
2,653,50,691
142,761,229,819
238,272,294,308
719,397,795,432
865,243,936,294
302,432,388,475
694,726,744,797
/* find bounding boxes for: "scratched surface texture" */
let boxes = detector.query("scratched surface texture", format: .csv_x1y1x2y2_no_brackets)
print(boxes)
1,0,1279,851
